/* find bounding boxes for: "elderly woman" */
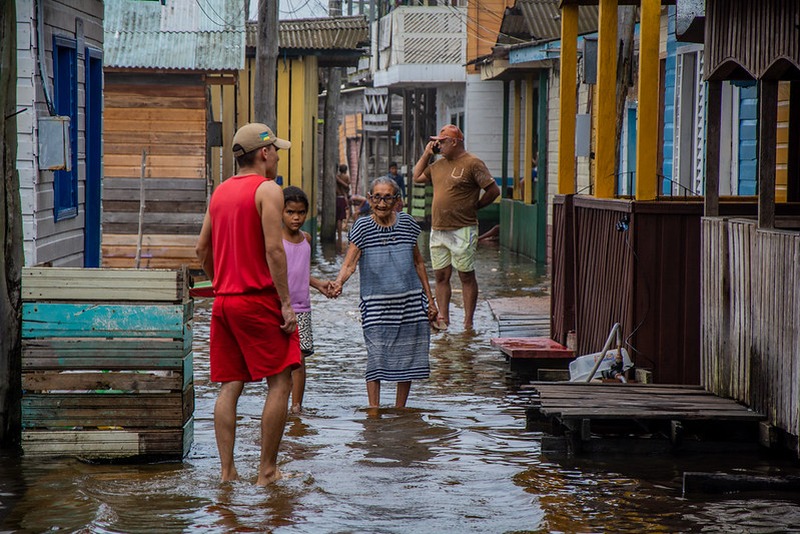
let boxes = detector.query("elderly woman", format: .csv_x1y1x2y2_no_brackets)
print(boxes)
332,177,438,408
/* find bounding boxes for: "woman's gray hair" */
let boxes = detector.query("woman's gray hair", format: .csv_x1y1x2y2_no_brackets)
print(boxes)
369,176,400,195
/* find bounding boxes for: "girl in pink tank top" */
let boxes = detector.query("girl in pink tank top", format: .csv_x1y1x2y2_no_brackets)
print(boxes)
282,186,333,413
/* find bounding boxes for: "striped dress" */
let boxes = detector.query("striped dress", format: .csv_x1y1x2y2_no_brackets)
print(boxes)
349,212,431,382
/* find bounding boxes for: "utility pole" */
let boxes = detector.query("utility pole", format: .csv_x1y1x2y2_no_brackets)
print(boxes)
1,0,23,445
255,0,278,128
321,0,343,243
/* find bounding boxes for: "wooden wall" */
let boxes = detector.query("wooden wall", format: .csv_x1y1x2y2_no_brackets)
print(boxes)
702,217,800,453
705,0,800,81
211,56,319,227
551,196,745,385
16,0,104,266
102,72,206,269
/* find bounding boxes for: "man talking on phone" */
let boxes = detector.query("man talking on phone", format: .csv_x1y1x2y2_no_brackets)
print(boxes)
412,124,500,332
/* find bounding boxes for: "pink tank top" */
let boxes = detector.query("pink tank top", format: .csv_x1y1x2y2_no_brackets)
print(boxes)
284,237,311,312
209,174,275,295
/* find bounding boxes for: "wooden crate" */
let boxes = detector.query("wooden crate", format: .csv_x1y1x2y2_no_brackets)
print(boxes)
21,267,194,460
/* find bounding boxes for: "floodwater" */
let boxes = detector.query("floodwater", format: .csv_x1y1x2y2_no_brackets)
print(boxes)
3,240,800,533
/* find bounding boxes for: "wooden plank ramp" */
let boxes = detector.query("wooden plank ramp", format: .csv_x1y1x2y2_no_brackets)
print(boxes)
525,382,766,455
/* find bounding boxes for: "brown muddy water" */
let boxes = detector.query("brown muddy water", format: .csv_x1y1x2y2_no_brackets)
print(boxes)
2,241,800,533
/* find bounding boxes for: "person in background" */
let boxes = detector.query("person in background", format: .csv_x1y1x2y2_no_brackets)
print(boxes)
412,124,501,332
195,123,300,486
331,177,438,409
282,186,334,414
387,162,406,211
336,164,351,244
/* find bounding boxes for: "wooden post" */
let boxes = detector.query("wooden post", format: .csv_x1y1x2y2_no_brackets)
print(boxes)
557,4,578,195
524,74,535,205
595,0,618,198
758,80,778,229
1,0,22,444
254,0,278,128
513,79,522,200
634,0,659,201
704,80,722,216
135,150,146,269
536,69,549,263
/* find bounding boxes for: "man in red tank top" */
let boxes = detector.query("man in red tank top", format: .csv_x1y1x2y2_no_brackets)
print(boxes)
196,123,301,486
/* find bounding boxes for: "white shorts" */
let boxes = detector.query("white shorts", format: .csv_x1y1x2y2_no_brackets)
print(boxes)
429,225,478,272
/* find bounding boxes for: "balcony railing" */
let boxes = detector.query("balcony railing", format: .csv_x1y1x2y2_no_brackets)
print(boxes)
371,5,466,86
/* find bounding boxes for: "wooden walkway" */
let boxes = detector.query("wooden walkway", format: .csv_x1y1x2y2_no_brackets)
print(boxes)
525,382,766,455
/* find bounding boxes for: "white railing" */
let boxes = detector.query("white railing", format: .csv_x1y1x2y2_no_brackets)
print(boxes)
371,6,466,75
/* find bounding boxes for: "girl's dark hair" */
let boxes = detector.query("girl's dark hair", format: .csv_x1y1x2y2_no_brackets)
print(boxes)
283,186,309,209
338,164,348,173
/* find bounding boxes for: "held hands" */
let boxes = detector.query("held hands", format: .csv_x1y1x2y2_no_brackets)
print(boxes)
329,280,343,299
314,280,343,299
427,299,439,321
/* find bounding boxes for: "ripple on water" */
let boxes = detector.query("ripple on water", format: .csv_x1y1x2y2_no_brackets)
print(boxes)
4,244,800,533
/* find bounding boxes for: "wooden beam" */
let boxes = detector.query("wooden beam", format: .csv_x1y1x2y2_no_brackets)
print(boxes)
524,74,535,205
595,0,618,198
634,0,659,201
557,4,578,195
758,80,778,229
290,58,305,188
514,79,522,200
704,80,722,216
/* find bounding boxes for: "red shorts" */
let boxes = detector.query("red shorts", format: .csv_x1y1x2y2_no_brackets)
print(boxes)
210,292,301,382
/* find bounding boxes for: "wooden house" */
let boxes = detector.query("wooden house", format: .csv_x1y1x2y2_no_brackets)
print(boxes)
697,0,800,455
475,0,599,262
548,0,799,391
102,0,245,269
208,16,368,238
15,0,104,267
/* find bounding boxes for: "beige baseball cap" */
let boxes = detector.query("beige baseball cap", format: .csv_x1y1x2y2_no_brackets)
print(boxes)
232,123,291,156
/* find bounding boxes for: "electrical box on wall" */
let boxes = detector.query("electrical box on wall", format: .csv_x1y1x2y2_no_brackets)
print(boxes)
38,116,71,171
576,114,592,158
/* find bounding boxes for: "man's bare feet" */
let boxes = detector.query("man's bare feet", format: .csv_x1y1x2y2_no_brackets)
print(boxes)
220,467,239,483
256,467,282,486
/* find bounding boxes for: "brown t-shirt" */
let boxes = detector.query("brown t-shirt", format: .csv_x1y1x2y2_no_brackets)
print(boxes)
423,152,495,230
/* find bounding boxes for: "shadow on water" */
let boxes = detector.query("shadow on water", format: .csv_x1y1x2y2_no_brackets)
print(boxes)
2,239,800,532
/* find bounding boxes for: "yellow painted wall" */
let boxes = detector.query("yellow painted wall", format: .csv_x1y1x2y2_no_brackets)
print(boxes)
777,81,789,203
467,0,515,74
212,56,319,218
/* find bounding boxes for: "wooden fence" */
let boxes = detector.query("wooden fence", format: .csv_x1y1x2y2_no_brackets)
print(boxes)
21,267,194,459
702,217,800,451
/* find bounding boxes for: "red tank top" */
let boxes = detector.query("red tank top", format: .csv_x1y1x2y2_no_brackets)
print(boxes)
209,174,275,295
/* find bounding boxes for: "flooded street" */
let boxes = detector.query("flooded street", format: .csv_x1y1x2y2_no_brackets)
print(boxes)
3,242,800,532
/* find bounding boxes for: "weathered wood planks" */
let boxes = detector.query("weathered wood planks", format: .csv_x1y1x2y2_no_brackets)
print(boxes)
527,382,765,455
701,217,800,457
21,267,194,460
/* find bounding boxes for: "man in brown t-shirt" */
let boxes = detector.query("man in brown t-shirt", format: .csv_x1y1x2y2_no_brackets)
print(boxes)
412,124,500,331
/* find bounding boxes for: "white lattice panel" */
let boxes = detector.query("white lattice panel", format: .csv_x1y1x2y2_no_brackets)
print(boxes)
376,6,466,69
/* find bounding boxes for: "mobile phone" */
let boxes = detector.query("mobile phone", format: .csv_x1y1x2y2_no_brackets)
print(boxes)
432,142,441,154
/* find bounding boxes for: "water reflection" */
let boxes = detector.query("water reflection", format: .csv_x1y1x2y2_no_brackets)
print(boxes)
3,240,800,532
350,408,456,468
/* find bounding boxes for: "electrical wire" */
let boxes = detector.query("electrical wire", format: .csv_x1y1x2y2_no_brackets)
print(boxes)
194,0,245,28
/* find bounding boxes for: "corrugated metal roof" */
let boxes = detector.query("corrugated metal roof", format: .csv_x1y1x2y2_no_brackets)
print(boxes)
245,16,370,51
104,0,245,70
516,0,598,42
